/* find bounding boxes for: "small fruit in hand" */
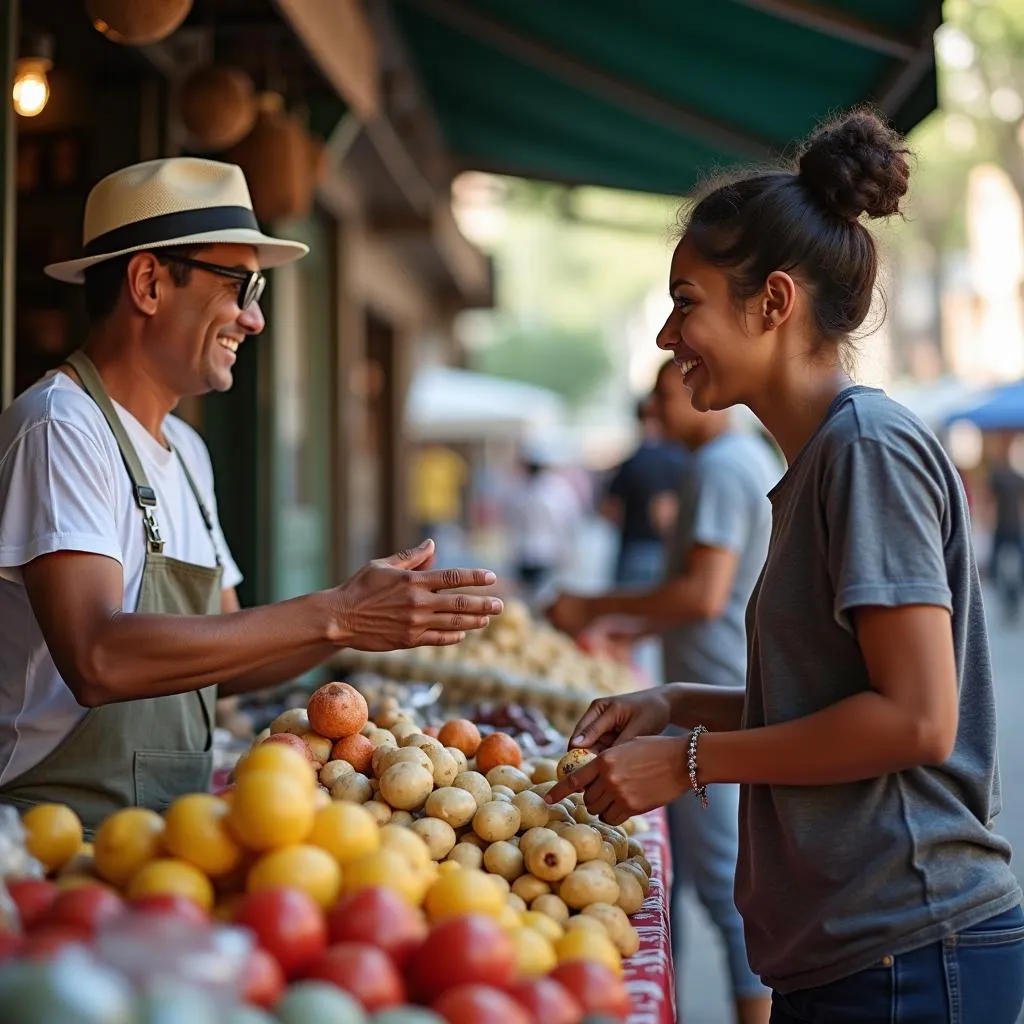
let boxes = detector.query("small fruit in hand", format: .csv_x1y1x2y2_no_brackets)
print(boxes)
307,682,368,739
556,749,596,782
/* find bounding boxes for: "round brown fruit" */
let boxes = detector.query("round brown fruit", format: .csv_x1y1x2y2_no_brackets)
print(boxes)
475,733,522,775
438,719,482,758
307,682,369,740
331,733,374,774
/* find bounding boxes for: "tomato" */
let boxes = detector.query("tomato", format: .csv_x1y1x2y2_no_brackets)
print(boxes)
241,945,286,1009
408,915,515,1002
509,977,583,1024
6,878,58,931
130,893,210,927
432,984,532,1024
0,931,23,961
233,887,327,979
19,925,89,959
303,942,406,1011
549,962,631,1020
326,887,426,968
43,884,124,938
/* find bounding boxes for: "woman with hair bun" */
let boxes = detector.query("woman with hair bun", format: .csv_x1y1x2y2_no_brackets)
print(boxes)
547,109,1024,1022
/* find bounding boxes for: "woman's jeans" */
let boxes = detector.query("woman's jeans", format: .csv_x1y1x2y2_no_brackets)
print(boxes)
769,904,1024,1023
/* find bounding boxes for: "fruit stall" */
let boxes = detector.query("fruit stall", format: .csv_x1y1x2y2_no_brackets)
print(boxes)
0,648,679,1023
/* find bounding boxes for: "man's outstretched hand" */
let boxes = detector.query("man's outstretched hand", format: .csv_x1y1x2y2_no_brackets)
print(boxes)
332,539,503,650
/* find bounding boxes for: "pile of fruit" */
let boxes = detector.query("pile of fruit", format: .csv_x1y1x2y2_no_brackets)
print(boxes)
337,599,637,717
0,681,655,1023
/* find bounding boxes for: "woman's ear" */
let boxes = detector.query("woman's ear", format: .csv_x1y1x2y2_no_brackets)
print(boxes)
762,270,797,331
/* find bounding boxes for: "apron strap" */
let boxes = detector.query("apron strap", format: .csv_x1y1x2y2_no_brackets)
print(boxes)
169,445,222,567
65,351,165,554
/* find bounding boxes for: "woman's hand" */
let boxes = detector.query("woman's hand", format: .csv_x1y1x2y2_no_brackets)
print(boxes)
545,735,690,825
566,689,674,753
546,593,595,636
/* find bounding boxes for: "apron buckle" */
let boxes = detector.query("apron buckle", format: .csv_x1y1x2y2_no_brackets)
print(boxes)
143,510,165,553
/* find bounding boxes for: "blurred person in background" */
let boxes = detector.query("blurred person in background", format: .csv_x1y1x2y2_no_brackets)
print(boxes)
986,435,1024,621
600,393,688,587
505,446,582,604
411,444,469,552
548,357,777,1024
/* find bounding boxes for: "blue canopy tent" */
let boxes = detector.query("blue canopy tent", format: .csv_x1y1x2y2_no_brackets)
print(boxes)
947,380,1024,432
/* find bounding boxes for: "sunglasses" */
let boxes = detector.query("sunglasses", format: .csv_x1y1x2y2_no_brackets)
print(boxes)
158,254,266,310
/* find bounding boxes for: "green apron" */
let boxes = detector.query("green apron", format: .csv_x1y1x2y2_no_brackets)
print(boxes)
0,352,222,832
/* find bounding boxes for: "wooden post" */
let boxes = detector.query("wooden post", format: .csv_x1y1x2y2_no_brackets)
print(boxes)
0,0,16,410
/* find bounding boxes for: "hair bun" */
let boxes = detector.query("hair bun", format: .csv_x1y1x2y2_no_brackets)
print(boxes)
798,109,910,221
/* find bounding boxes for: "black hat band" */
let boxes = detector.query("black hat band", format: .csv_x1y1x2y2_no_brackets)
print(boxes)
82,205,260,258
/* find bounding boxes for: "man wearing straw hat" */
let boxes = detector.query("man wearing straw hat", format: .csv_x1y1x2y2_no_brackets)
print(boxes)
0,157,502,830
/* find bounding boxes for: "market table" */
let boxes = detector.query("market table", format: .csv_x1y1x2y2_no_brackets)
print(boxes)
624,806,677,1024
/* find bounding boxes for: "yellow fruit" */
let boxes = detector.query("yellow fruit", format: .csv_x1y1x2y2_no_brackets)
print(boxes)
234,743,316,791
308,802,379,866
22,804,83,873
555,927,622,975
497,904,523,932
424,868,505,924
341,849,425,907
510,925,557,978
378,824,431,870
438,860,462,876
94,808,165,888
127,858,215,911
163,794,242,878
227,771,314,852
520,910,564,944
247,845,342,909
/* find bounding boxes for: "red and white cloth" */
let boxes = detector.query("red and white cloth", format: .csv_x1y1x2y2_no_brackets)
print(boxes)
624,807,677,1024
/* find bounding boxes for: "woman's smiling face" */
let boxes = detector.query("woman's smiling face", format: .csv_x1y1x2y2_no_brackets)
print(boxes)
656,237,775,412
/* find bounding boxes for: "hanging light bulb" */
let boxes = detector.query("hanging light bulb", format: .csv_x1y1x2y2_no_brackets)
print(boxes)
12,35,53,119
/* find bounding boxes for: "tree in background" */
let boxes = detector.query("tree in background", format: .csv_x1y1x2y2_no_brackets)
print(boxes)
473,323,612,408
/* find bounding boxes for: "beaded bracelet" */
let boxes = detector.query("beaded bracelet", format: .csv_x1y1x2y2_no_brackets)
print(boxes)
687,725,709,810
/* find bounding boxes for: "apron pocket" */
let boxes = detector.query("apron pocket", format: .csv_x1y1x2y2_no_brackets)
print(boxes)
134,749,214,813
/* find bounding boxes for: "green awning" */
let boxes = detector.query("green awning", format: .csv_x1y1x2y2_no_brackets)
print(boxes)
393,0,942,195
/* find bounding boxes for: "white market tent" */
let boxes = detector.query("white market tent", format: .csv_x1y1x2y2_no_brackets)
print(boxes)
404,365,568,444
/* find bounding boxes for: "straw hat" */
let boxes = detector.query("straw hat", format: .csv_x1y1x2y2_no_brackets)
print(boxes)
44,157,309,284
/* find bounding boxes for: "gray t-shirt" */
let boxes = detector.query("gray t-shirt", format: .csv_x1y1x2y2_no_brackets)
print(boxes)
662,431,779,687
738,387,1021,993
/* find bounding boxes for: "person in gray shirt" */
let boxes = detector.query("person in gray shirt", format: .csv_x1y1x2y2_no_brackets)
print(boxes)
549,358,778,1024
547,109,1024,1023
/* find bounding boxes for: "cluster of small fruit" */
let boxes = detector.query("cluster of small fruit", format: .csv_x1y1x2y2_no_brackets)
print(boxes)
340,596,637,703
0,681,654,1021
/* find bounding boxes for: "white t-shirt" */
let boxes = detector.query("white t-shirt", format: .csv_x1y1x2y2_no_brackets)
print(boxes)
0,373,242,784
506,470,581,566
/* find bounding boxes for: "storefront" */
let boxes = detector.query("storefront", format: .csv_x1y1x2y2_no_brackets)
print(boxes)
0,0,492,606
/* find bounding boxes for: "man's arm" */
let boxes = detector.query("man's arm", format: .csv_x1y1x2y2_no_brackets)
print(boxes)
549,544,738,637
23,541,500,708
216,587,337,696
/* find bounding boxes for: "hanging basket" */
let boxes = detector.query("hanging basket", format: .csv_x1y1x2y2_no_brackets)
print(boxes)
86,0,193,46
177,66,257,151
227,94,316,223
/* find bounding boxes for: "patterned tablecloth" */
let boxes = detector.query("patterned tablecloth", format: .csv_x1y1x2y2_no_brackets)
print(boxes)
624,806,677,1024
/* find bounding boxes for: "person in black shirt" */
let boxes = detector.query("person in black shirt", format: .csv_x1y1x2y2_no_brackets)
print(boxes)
988,450,1024,620
602,388,688,586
